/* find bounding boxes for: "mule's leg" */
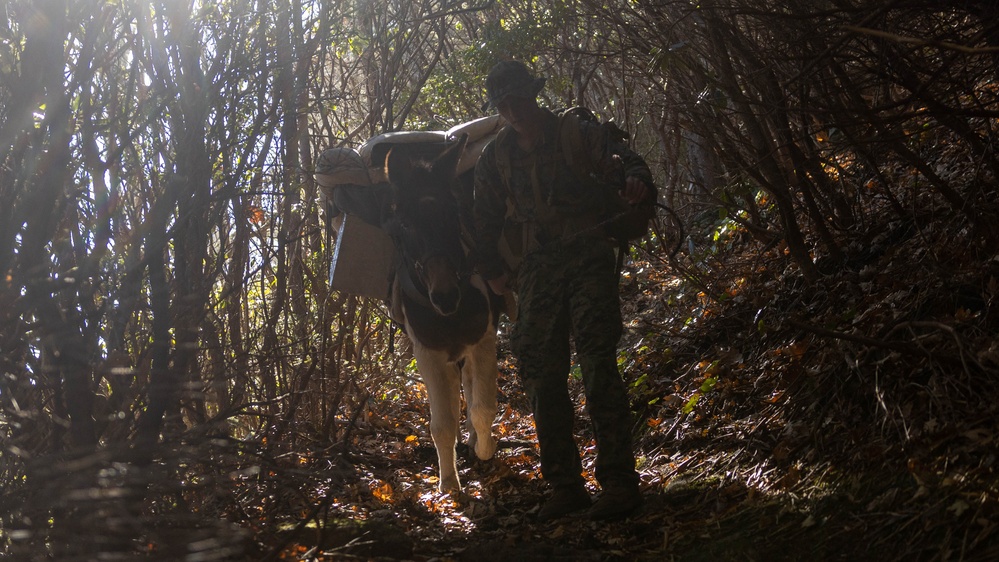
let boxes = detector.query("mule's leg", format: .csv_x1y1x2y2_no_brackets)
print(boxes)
461,361,480,454
463,332,499,461
414,346,463,492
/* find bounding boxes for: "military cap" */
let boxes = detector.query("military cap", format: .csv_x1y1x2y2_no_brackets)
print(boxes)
481,60,546,112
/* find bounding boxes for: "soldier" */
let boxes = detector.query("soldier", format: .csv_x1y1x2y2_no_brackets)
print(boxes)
473,60,654,521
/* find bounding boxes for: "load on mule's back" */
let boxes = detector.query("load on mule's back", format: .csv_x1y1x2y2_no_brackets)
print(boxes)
318,131,504,492
317,115,503,300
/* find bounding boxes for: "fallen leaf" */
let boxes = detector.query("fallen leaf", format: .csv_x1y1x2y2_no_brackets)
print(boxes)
948,499,970,518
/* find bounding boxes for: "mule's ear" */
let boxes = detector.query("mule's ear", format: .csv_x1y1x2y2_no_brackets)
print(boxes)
432,134,468,178
384,145,414,185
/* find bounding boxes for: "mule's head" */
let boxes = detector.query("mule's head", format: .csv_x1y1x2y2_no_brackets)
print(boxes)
385,135,468,316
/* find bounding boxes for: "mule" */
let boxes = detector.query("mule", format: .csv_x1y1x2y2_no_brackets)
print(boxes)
383,136,503,492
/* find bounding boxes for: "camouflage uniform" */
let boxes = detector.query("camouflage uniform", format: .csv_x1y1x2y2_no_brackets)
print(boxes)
474,108,652,492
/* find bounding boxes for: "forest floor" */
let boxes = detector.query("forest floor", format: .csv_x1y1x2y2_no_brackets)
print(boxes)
232,204,999,562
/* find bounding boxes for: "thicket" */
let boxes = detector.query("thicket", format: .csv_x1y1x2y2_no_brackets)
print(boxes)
1,0,996,558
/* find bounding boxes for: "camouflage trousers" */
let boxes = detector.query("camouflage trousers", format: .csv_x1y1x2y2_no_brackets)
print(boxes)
511,234,640,490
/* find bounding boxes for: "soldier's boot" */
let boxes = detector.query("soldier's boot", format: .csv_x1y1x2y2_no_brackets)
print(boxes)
589,483,643,521
537,484,591,521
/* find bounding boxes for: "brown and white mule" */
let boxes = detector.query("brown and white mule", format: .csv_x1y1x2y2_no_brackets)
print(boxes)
384,136,503,492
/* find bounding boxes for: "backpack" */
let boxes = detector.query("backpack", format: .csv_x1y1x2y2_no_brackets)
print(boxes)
556,107,655,243
491,107,655,274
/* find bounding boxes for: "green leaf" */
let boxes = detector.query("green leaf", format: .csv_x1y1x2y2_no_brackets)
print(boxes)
682,394,700,415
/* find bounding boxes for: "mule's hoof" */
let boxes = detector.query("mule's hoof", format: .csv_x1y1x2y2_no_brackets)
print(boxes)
439,476,462,493
474,436,497,460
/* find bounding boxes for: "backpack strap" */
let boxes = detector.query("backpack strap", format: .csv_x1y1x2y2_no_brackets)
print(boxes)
557,107,599,177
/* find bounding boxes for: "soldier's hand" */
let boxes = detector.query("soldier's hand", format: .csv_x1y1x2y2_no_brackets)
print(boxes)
621,176,651,205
